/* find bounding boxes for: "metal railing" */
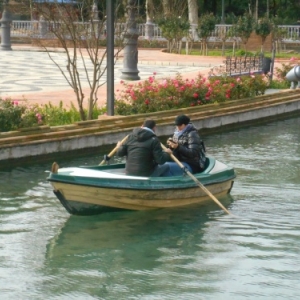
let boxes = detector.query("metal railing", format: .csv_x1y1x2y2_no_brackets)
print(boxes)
224,54,264,76
208,54,265,77
6,21,300,43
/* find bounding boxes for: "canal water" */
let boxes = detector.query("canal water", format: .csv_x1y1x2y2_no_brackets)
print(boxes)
1,116,300,300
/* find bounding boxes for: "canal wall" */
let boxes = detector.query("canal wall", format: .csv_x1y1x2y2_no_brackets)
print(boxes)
1,89,300,166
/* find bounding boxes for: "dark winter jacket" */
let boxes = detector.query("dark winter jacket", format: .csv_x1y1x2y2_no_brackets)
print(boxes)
117,127,170,176
172,123,206,173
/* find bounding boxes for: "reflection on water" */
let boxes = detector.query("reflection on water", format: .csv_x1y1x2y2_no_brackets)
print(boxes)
46,207,208,266
43,201,233,299
1,117,300,299
46,200,232,260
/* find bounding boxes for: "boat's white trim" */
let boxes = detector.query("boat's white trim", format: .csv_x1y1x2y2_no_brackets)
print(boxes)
56,158,232,180
58,167,149,180
209,160,229,174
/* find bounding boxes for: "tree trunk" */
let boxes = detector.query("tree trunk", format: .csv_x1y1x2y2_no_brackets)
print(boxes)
255,0,258,20
222,41,225,56
188,0,198,40
162,0,170,16
146,0,154,22
232,40,236,56
188,0,198,25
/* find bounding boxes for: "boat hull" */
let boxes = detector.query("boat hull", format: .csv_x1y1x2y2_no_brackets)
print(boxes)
48,157,235,215
52,179,234,215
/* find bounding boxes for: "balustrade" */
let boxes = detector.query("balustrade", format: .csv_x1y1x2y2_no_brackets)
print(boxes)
5,21,300,44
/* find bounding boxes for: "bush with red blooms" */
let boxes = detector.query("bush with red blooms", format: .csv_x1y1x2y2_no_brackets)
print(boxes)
115,72,269,115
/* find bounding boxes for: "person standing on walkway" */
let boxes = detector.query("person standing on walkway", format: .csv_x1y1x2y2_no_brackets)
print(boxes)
116,119,170,177
164,114,206,176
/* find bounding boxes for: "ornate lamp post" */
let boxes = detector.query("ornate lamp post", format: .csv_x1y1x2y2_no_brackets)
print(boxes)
0,0,12,51
120,0,140,80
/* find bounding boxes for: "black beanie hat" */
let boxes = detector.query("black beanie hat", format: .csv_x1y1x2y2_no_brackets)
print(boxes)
143,119,156,129
175,115,190,126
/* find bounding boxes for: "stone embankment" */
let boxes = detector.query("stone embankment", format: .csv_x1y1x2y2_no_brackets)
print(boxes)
1,89,300,167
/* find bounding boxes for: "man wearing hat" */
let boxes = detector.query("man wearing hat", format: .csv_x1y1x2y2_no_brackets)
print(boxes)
164,114,206,175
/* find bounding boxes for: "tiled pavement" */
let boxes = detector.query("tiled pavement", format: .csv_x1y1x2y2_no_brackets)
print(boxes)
1,45,281,108
0,45,224,107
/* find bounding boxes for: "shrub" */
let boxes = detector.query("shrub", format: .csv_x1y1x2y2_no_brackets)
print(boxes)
114,73,269,115
30,102,107,126
38,102,81,126
20,103,43,128
0,98,26,132
157,16,190,53
233,13,254,50
255,16,273,51
210,74,269,98
234,49,255,56
138,38,167,49
197,13,217,41
0,98,107,132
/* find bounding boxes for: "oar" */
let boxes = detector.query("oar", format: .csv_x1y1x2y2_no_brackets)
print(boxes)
99,135,129,165
161,143,231,215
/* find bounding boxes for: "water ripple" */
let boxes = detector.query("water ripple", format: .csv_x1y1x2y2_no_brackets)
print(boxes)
1,116,300,299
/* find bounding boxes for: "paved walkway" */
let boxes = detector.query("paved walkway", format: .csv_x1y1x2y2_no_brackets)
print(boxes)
0,45,224,107
0,45,282,108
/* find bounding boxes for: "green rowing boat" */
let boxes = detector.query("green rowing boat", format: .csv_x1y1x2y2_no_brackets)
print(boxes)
47,156,236,216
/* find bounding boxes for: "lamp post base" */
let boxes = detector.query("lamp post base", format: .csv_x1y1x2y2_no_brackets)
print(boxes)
120,71,140,81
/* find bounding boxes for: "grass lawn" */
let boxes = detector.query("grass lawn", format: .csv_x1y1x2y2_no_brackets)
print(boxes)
180,49,299,59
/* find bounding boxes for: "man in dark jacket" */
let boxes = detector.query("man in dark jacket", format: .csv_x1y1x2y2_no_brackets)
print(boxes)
165,114,206,175
116,119,170,177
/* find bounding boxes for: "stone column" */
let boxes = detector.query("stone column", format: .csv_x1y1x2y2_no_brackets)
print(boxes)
0,1,12,51
91,0,99,38
39,15,47,37
145,0,154,39
121,0,140,81
145,20,154,39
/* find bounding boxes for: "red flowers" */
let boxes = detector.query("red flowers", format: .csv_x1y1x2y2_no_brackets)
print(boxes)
114,73,269,115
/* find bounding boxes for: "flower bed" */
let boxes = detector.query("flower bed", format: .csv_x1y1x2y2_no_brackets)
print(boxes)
114,73,269,115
